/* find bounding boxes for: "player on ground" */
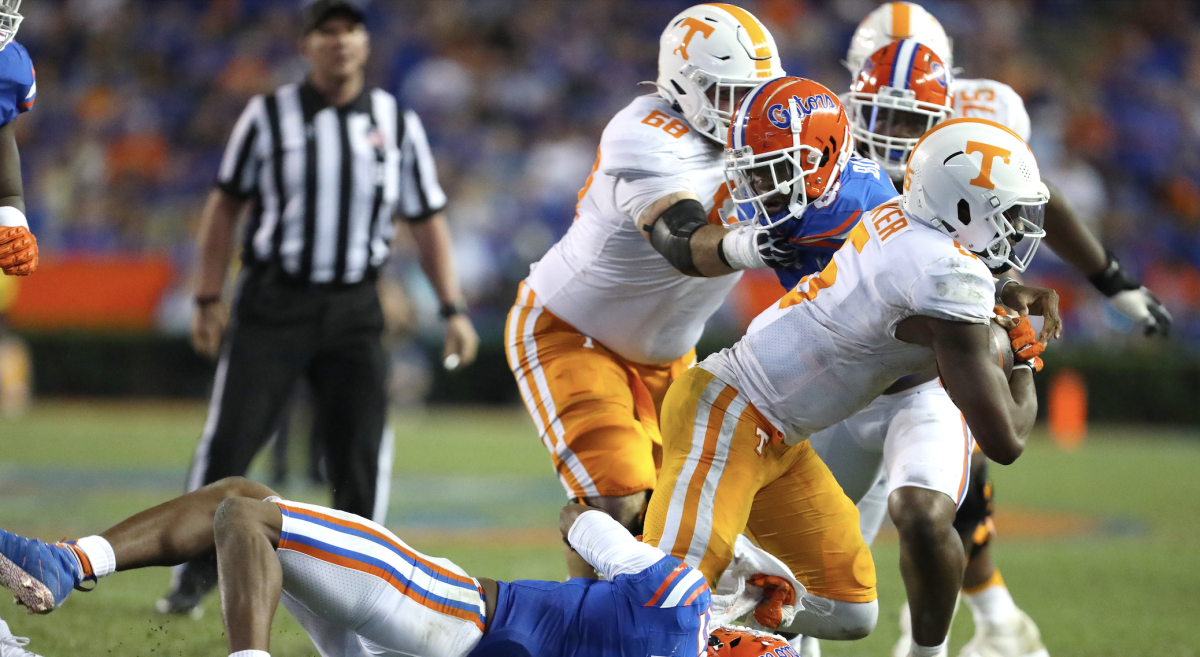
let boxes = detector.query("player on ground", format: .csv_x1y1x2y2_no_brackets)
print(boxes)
505,3,797,578
0,477,738,657
0,1,43,654
832,5,1171,656
644,113,1061,653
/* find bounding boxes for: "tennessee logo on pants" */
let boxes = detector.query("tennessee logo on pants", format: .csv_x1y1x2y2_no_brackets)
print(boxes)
644,367,877,603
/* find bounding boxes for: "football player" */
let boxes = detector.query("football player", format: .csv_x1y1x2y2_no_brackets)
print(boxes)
827,4,1171,656
644,86,1061,654
0,1,42,655
0,476,741,657
505,4,900,582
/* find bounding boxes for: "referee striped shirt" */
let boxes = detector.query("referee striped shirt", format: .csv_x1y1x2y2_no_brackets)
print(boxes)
217,81,446,284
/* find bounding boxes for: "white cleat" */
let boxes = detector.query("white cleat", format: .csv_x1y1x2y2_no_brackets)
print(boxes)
0,636,43,657
957,608,1049,657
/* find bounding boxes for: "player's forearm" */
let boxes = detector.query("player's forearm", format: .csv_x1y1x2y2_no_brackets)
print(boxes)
1041,180,1108,277
194,190,245,298
0,121,25,214
1003,369,1038,453
408,212,465,305
692,224,738,276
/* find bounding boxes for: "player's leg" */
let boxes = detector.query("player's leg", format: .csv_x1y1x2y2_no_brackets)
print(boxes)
745,440,879,641
268,500,489,656
211,497,283,653
0,477,277,614
879,384,976,657
644,367,775,586
165,306,316,615
505,286,662,577
956,452,1049,657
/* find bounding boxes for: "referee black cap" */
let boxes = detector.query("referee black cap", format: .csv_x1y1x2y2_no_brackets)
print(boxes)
302,0,366,33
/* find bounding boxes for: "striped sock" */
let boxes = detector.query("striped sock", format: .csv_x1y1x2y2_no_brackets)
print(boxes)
229,651,270,657
69,536,116,580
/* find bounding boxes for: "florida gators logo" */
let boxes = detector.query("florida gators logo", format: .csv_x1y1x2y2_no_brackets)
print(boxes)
929,61,947,88
766,94,837,129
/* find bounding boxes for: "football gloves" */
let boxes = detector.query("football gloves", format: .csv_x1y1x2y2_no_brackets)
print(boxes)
746,573,795,630
719,225,802,271
1088,250,1172,337
0,225,37,276
1007,315,1045,374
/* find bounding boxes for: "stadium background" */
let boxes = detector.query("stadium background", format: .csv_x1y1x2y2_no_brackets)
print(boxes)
1,0,1198,655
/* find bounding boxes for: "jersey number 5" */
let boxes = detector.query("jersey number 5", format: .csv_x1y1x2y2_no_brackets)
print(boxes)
642,110,690,138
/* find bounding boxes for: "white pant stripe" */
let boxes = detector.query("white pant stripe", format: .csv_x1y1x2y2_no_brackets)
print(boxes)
684,391,748,566
658,376,728,556
372,425,395,525
187,344,232,493
506,287,554,452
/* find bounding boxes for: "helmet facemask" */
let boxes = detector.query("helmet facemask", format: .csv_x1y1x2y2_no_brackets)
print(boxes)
671,64,764,144
848,86,952,180
949,194,1047,273
725,98,833,230
0,0,21,51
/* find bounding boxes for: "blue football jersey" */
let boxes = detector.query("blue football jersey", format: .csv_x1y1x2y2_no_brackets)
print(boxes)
773,156,898,289
0,40,34,126
470,556,712,657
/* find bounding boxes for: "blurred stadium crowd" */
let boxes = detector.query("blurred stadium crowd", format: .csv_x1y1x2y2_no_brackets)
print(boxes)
11,0,1200,341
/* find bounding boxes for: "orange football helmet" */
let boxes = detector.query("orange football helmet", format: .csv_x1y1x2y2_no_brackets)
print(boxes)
846,39,953,180
725,77,853,229
707,626,797,657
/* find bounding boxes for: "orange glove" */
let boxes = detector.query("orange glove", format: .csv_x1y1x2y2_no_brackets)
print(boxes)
0,226,37,276
747,574,795,629
1007,316,1044,372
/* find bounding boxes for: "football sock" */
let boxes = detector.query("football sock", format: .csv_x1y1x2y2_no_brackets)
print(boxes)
0,617,11,638
72,536,116,579
229,651,270,657
911,638,948,656
963,569,1016,627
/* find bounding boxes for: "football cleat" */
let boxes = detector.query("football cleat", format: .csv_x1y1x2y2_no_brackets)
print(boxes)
155,556,217,620
0,635,42,657
957,608,1049,657
0,530,87,614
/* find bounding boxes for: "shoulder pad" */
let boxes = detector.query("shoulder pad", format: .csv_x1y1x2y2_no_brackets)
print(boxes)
600,95,718,179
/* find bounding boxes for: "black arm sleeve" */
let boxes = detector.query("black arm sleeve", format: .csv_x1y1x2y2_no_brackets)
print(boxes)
648,198,707,276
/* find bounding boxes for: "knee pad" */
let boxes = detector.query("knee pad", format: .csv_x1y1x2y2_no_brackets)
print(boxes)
952,454,994,556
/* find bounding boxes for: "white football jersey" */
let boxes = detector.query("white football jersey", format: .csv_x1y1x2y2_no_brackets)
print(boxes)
525,94,739,365
954,78,1031,141
701,198,995,443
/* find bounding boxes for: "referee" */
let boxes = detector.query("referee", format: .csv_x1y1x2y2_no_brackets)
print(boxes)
159,0,478,615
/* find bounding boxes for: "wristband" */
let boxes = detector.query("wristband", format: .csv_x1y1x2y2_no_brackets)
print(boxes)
1086,250,1141,297
994,277,1017,306
439,299,469,319
720,225,767,270
195,295,222,307
0,205,28,229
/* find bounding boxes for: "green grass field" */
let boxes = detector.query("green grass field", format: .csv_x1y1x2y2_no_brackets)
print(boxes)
2,401,1199,656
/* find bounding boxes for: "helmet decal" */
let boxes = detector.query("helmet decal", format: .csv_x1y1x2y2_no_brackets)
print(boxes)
673,17,717,60
964,141,1012,189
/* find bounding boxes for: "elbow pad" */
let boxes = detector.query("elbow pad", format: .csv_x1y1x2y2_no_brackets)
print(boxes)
649,198,707,276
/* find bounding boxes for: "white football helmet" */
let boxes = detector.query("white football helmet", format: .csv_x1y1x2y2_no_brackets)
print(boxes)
657,4,784,144
902,117,1050,272
844,2,952,75
0,0,21,51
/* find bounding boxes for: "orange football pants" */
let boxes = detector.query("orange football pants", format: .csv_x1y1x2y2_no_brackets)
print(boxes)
644,367,877,603
505,283,695,499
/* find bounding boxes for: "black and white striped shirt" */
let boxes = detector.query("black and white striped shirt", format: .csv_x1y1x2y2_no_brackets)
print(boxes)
217,81,446,285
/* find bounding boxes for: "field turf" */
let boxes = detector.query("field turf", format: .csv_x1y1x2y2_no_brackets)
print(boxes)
1,401,1198,656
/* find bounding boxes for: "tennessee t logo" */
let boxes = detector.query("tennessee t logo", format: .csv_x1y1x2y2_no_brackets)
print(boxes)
965,141,1012,190
674,17,716,60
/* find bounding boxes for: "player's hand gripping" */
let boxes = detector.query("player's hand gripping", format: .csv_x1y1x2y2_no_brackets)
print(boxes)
190,298,230,359
720,225,801,270
995,306,1045,374
747,574,795,629
442,314,479,372
0,225,37,276
997,281,1062,342
1087,250,1172,337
